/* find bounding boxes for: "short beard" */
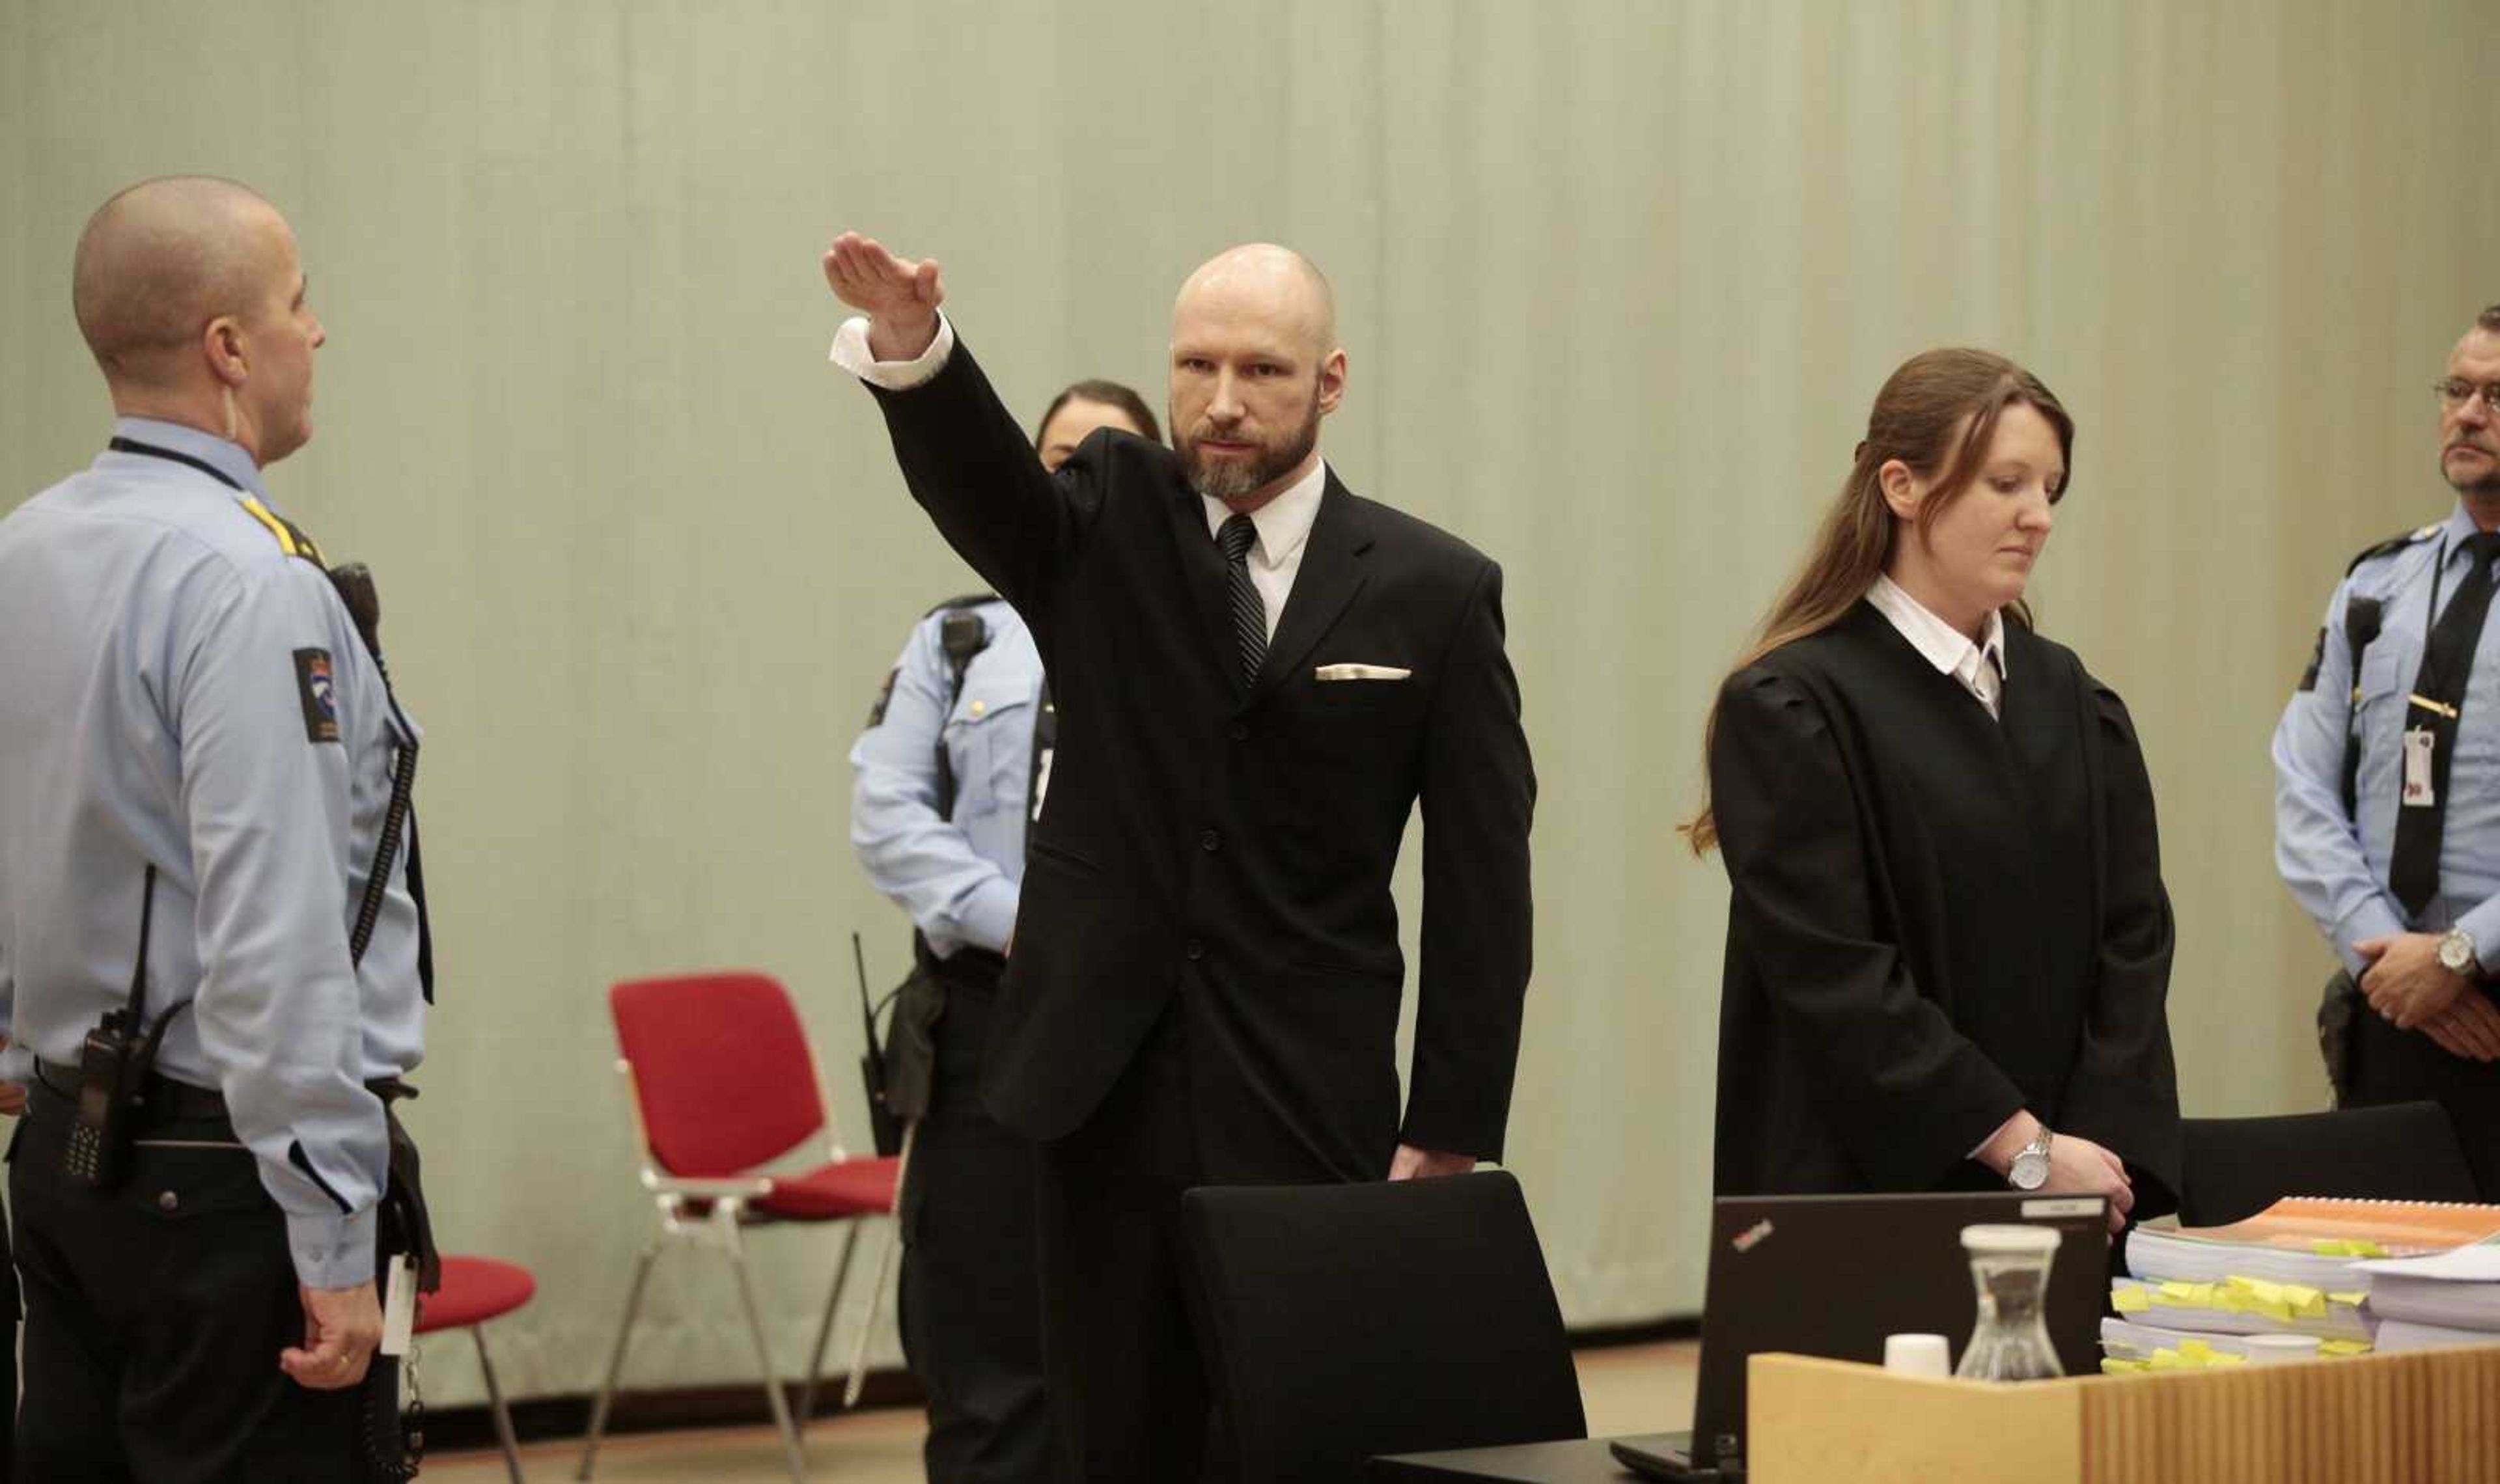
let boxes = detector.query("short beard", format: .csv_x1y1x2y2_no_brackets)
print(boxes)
2447,461,2500,501
1180,391,1323,504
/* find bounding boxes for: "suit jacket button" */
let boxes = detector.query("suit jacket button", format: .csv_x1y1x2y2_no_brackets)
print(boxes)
1199,829,1220,853
158,1190,179,1213
1229,721,1250,741
1185,939,1206,961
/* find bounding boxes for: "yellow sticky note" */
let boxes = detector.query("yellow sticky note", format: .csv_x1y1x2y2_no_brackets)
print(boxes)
2157,1281,2198,1304
2312,1239,2350,1256
2113,1286,2152,1314
2284,1284,2327,1319
2148,1349,2187,1371
2320,1340,2375,1357
2102,1358,2150,1375
2327,1291,2367,1307
2180,1339,2215,1360
2212,1353,2247,1366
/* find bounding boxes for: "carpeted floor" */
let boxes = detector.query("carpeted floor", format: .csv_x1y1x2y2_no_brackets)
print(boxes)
426,1338,1700,1481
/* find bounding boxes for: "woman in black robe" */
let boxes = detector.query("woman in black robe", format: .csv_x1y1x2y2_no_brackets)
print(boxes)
1686,348,2180,1229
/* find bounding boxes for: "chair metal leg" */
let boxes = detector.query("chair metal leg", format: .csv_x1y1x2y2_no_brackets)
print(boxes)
576,1241,661,1481
794,1222,864,1425
726,1228,810,1483
842,1214,904,1407
472,1325,526,1484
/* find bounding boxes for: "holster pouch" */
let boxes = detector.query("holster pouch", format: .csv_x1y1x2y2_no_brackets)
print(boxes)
2317,968,2362,1107
371,1079,440,1293
881,960,948,1126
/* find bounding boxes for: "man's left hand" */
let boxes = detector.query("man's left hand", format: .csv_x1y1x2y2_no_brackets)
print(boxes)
1388,1144,1477,1181
2356,932,2473,1029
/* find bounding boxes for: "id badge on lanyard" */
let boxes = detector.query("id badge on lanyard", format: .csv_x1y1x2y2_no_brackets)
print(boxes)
2404,726,2438,807
2402,538,2458,810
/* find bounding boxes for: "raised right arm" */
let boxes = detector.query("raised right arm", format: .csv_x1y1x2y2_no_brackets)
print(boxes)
823,233,1096,616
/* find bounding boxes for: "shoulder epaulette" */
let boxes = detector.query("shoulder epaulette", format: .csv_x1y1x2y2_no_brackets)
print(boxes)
2344,523,2442,577
921,592,999,618
235,495,329,567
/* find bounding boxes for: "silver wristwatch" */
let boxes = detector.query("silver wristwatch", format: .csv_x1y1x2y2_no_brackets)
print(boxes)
2008,1125,2054,1192
2439,928,2479,976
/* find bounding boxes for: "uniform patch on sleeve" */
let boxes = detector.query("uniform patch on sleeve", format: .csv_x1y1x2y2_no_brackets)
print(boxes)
867,666,899,726
293,648,340,743
2298,625,2326,693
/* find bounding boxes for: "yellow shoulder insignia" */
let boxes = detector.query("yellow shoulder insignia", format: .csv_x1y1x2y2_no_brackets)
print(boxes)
237,495,329,566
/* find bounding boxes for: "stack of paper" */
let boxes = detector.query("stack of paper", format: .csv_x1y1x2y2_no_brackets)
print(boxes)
2109,1276,2373,1342
2355,1235,2500,1352
2108,1198,2500,1366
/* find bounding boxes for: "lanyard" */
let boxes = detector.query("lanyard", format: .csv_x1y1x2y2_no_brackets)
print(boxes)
2425,534,2452,647
109,435,244,492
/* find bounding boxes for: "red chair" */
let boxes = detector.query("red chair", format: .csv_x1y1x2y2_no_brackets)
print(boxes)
577,972,904,1483
416,1254,538,1483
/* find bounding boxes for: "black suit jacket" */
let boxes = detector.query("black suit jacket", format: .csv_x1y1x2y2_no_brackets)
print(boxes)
865,337,1534,1179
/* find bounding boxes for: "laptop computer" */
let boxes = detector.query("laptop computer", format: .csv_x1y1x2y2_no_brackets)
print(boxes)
1609,1190,2110,1481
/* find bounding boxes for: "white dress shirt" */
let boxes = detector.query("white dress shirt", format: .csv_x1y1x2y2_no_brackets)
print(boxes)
1199,465,1323,642
1865,573,2008,720
831,310,1324,640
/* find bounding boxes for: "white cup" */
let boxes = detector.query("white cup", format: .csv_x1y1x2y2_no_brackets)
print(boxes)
2239,1334,2322,1367
1884,1332,1952,1377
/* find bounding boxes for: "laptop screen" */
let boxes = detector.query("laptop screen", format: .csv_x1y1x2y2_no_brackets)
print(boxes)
1687,1190,2109,1473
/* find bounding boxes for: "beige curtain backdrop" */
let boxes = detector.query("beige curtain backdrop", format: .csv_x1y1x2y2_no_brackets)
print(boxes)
4,0,2495,1410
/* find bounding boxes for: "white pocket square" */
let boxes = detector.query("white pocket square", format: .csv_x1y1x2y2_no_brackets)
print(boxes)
1314,663,1412,681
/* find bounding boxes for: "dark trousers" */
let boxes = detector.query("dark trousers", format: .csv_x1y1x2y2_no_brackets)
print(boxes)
8,1080,387,1483
2350,1002,2500,1200
1,1185,16,1484
1034,1010,1217,1484
901,976,1053,1484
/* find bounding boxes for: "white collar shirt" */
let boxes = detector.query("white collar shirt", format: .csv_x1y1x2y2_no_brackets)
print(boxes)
1867,573,2008,719
1199,460,1327,642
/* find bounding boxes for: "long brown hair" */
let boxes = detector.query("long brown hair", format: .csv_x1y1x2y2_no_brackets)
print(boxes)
1680,348,2076,854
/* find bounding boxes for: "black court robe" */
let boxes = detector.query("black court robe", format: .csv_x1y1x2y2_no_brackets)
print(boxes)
1708,601,2182,1213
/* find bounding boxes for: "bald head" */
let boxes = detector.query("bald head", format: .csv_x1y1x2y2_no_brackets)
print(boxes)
72,176,290,389
1173,243,1337,363
1166,243,1348,510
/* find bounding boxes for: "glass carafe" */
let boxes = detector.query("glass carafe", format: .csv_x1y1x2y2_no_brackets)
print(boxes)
1954,1224,2066,1381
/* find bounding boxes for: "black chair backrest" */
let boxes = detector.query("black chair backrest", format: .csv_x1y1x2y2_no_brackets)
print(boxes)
1180,1170,1587,1484
2178,1103,2482,1226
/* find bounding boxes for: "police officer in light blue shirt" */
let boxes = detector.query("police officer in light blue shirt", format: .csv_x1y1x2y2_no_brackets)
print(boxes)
2274,302,2500,1200
849,379,1158,1484
0,176,427,1479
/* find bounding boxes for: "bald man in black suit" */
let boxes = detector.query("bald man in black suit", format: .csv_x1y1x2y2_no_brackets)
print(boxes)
824,234,1536,1483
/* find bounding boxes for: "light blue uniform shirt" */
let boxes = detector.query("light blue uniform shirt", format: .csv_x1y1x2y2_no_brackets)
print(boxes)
0,417,425,1289
850,599,1046,958
2275,501,2500,976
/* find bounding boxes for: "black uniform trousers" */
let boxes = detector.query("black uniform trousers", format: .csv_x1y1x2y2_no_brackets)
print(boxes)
1,1183,16,1484
900,955,1053,1484
2349,991,2500,1201
8,1077,393,1482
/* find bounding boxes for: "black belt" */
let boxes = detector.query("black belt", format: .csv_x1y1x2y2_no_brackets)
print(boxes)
33,1058,229,1122
32,1060,415,1122
928,946,1007,991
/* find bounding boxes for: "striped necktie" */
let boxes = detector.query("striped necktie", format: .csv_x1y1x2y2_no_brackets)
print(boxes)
1218,514,1268,686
